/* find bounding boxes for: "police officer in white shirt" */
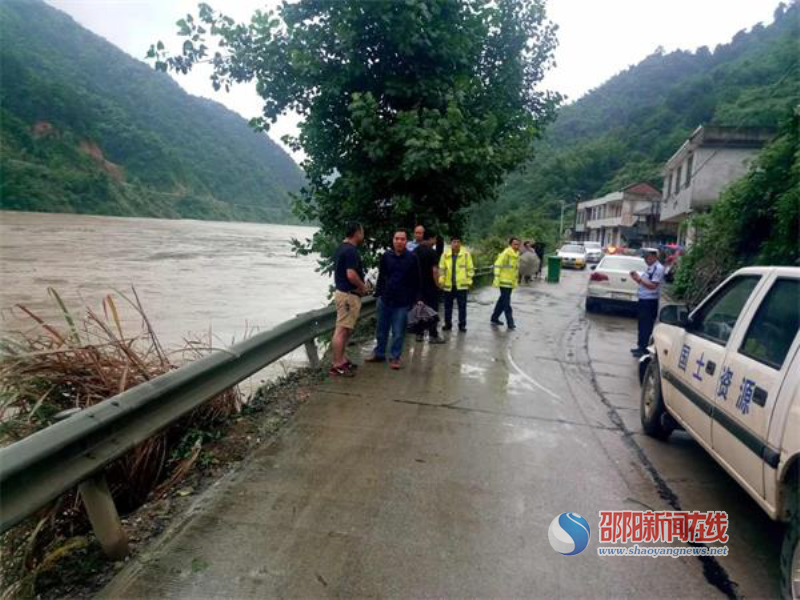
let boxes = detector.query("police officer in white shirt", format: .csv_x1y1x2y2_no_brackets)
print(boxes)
406,224,425,253
630,248,664,358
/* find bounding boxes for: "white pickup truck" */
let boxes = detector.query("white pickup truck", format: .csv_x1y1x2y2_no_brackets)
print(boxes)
638,266,799,599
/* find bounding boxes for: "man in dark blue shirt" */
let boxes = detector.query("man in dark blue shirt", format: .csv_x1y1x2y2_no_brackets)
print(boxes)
367,230,421,369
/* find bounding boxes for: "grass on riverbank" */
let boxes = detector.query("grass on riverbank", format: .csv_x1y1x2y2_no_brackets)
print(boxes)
0,289,240,597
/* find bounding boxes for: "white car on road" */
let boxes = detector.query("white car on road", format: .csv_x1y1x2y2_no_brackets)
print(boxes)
585,255,647,312
638,266,800,598
557,244,587,270
584,241,604,263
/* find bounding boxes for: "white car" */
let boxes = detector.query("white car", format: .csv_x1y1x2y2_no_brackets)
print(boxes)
584,241,604,263
585,255,646,312
638,266,799,598
557,244,587,269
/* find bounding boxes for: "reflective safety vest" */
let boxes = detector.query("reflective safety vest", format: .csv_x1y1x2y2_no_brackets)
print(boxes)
438,249,475,291
493,247,520,288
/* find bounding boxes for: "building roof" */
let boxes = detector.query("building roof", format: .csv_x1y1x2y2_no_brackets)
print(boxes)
576,191,623,209
576,181,660,209
663,125,775,171
622,181,661,197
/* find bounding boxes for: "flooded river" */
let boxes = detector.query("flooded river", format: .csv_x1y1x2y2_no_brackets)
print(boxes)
0,211,330,375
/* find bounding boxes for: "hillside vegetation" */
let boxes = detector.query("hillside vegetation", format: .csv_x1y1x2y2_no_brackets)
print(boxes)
467,2,799,241
0,0,305,223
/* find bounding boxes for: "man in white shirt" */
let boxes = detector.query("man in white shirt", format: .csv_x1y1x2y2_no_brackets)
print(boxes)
630,248,664,358
406,224,424,252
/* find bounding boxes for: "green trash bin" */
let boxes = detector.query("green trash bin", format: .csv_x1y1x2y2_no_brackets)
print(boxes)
546,255,561,283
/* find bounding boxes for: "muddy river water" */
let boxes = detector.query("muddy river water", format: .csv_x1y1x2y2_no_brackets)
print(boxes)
0,211,331,380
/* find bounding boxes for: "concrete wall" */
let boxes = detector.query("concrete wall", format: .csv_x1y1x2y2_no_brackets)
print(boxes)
690,147,756,209
661,146,758,222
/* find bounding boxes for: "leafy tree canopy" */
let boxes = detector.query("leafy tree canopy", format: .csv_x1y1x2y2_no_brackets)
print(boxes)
151,0,561,268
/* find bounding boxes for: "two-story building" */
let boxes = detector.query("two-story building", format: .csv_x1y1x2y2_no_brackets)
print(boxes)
574,182,671,247
660,125,774,246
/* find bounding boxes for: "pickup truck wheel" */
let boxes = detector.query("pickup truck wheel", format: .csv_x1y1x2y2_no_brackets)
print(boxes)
781,495,800,599
640,359,673,440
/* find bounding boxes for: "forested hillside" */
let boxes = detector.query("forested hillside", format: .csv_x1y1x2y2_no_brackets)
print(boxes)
0,0,305,223
467,2,799,240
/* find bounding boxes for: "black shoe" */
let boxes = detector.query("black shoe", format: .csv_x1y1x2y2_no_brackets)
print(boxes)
631,349,645,358
490,319,504,326
507,324,516,330
458,326,467,333
442,324,452,331
416,333,424,342
630,347,642,354
429,336,446,344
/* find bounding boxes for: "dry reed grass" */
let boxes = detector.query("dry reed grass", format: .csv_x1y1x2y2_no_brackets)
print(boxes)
0,288,241,597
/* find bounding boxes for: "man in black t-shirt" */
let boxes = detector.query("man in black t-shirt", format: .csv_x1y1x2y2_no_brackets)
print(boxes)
413,231,444,343
331,222,367,376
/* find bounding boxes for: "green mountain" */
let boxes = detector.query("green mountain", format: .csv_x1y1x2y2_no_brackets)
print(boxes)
0,0,305,223
468,2,799,238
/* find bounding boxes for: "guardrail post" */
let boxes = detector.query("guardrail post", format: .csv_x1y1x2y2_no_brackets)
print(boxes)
53,408,129,560
78,473,129,559
304,339,320,368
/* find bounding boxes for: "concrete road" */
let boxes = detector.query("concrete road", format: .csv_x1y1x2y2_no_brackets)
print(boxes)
103,270,780,598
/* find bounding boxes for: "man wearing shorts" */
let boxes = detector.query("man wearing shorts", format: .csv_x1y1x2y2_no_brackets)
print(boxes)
331,222,367,376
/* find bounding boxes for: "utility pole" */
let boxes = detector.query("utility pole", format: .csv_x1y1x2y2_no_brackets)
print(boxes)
559,199,565,241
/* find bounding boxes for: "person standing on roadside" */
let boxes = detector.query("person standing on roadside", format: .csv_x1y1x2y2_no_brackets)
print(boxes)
438,236,474,333
490,237,521,330
533,241,545,280
406,224,425,252
414,231,445,343
519,241,537,284
367,230,421,370
330,222,368,377
630,248,664,358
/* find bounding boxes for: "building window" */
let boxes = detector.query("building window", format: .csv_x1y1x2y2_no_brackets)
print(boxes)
685,153,693,186
675,166,682,193
665,173,672,198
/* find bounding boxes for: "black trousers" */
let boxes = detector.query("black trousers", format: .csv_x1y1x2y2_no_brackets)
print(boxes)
491,287,515,327
637,299,659,351
444,290,468,328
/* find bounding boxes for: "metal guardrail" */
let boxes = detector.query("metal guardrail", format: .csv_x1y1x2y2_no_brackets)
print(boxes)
0,297,377,555
0,267,495,555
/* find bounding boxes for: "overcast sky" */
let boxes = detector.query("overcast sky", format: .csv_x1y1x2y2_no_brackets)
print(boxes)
47,0,782,162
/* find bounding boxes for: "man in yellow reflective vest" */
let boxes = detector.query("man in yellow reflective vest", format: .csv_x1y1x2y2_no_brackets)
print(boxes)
491,237,521,329
438,236,475,332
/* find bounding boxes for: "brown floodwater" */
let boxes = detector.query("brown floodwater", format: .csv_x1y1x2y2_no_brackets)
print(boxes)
0,211,331,382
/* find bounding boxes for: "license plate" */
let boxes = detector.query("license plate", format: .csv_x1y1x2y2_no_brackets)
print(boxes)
612,293,631,300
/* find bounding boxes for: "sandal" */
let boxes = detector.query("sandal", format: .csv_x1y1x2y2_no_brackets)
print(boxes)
329,365,355,377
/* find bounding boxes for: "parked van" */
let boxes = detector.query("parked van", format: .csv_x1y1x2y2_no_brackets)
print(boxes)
638,266,799,598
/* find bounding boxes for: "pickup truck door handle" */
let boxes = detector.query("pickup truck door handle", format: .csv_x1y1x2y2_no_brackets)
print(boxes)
753,386,768,407
705,360,716,376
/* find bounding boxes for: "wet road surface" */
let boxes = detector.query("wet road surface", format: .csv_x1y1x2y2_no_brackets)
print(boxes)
103,270,781,598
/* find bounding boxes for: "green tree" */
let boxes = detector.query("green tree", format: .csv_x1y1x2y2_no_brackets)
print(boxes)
151,0,561,267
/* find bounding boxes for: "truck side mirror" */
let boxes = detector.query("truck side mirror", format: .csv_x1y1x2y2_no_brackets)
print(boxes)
659,304,689,328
